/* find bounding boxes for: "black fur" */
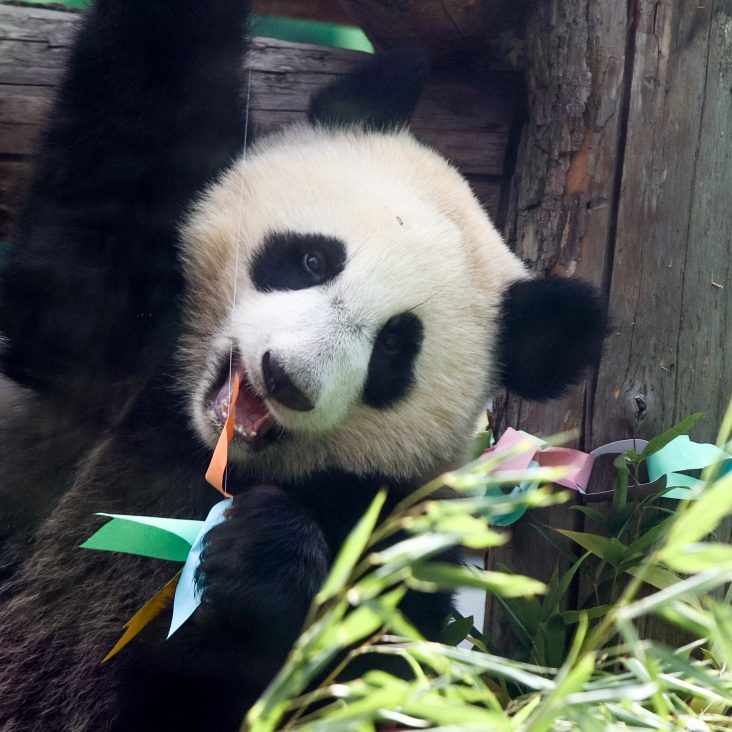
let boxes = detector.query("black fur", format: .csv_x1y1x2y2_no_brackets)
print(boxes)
0,0,251,412
251,231,347,292
308,47,429,131
0,1,606,728
497,278,610,400
0,5,452,730
363,312,424,408
114,484,331,730
107,473,453,731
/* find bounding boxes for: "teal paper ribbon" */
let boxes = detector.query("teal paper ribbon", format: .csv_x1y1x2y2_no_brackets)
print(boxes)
80,514,204,562
80,502,232,636
646,435,732,499
486,459,540,527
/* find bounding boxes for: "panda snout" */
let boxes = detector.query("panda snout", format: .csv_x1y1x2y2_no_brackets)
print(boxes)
261,351,315,412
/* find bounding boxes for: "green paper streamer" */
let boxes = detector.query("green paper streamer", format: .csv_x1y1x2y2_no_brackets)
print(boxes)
80,515,203,562
646,435,732,497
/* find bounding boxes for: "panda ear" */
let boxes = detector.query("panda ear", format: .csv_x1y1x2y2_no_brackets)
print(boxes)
308,48,429,131
497,278,610,401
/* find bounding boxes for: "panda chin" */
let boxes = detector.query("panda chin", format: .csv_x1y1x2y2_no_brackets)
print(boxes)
207,355,278,449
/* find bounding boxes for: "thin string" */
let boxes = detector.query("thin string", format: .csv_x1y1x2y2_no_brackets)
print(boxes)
223,9,256,497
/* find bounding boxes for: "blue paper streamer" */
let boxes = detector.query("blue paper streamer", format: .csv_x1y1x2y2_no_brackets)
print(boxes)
168,499,232,637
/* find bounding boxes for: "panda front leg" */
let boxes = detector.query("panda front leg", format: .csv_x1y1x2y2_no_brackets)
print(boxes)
0,0,252,411
196,485,331,658
114,486,330,731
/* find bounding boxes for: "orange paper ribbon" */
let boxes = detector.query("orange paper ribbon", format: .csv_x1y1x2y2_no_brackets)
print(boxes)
204,369,240,497
103,570,181,662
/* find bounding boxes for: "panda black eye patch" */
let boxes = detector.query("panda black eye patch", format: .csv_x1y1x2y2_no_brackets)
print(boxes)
363,313,423,408
251,231,347,291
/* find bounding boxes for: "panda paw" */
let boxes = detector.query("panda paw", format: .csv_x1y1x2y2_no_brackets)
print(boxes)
195,485,330,634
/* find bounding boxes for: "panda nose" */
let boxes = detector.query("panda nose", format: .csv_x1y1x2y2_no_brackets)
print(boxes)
262,351,315,412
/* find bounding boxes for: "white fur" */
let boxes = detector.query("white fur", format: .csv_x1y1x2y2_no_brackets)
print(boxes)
179,126,527,482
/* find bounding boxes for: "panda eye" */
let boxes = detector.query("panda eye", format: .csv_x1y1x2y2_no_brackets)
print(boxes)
380,333,402,355
303,252,322,275
251,232,346,292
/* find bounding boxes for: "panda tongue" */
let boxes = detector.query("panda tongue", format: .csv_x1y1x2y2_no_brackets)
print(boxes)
214,366,274,441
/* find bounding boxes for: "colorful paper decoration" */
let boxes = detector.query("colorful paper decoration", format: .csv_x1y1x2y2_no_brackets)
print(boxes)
168,499,231,637
482,431,732,508
80,514,205,562
481,427,596,524
82,425,732,651
484,459,541,526
102,572,182,662
646,435,732,499
205,369,240,497
482,427,596,493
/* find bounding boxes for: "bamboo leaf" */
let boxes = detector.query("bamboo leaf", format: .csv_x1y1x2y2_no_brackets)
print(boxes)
663,470,732,553
662,542,732,574
440,614,475,646
406,512,505,549
542,553,588,617
317,587,405,651
317,489,387,603
649,643,732,701
411,645,555,690
556,530,620,565
526,654,596,732
612,469,628,511
639,412,704,460
709,600,732,666
571,506,612,533
410,562,546,598
618,568,732,620
624,515,675,558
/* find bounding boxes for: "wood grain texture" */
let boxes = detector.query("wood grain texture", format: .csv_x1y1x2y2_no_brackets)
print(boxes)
591,1,732,447
588,0,732,642
488,0,732,649
485,0,631,650
335,0,500,61
0,5,515,240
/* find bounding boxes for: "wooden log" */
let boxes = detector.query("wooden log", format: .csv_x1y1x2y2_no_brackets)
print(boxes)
0,5,515,240
486,0,630,655
487,0,732,650
335,0,508,63
592,1,732,447
257,0,356,26
589,0,732,640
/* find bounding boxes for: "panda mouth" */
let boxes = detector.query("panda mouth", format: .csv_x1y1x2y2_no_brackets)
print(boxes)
208,356,277,445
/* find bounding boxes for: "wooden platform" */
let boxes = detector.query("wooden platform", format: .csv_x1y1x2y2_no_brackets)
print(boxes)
0,4,519,241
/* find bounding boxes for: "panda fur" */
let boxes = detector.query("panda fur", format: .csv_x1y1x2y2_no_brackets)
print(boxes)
0,1,608,730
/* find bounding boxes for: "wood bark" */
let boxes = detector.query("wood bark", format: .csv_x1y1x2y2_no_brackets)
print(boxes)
488,0,732,649
257,0,356,25
336,0,499,61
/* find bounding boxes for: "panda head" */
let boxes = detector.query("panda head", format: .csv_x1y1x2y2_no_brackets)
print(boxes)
178,50,608,483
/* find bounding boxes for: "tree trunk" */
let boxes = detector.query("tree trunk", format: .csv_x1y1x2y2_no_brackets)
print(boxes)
335,0,516,63
488,0,732,649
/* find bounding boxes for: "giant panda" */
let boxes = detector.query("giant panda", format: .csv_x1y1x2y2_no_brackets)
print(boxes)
0,1,608,730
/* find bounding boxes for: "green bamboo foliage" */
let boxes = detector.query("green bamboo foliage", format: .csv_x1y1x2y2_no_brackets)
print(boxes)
244,404,732,731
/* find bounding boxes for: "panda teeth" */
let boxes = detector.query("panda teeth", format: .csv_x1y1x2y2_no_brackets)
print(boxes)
210,360,277,445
